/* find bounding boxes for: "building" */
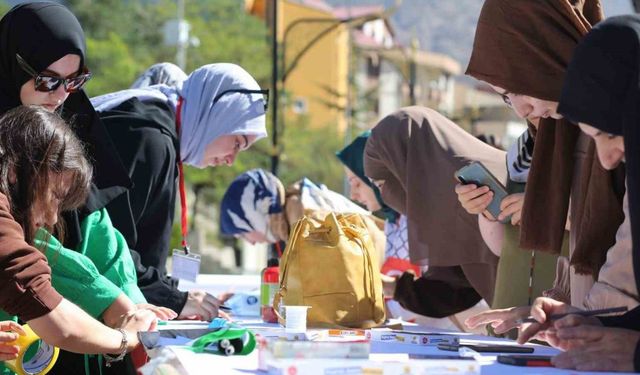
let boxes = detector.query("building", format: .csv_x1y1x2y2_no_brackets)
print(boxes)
245,0,521,148
246,0,351,131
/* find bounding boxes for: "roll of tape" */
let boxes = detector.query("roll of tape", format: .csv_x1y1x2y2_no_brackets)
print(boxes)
4,324,59,375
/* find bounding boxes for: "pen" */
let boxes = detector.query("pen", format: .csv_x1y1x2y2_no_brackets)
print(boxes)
515,306,628,325
219,304,232,312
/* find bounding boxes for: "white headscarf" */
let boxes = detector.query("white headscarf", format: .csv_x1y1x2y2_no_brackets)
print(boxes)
91,63,268,167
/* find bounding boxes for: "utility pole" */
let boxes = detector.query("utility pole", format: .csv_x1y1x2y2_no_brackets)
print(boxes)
270,0,279,176
408,37,418,106
634,0,640,12
176,0,187,70
343,0,352,196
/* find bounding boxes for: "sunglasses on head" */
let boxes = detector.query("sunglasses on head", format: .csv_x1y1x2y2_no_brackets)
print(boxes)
212,89,269,112
16,53,92,93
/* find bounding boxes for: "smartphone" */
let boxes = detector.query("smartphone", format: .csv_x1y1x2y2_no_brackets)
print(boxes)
438,343,534,353
497,354,553,367
455,161,509,223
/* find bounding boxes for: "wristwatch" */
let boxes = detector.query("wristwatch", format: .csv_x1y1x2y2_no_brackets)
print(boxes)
104,328,128,367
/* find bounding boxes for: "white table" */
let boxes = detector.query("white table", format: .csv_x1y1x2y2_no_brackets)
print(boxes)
151,275,631,375
142,321,634,375
177,274,260,297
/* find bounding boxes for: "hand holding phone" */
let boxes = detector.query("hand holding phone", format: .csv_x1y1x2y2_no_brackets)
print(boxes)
455,162,510,223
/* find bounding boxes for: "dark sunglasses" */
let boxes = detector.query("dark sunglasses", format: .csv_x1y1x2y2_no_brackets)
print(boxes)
212,89,269,112
16,53,92,93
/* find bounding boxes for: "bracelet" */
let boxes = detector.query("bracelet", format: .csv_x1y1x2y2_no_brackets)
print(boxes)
104,328,128,367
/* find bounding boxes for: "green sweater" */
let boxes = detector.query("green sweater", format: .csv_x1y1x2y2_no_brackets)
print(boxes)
39,208,145,317
1,209,145,374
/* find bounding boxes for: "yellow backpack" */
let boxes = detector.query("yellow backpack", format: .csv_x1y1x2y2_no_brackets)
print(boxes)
273,212,386,328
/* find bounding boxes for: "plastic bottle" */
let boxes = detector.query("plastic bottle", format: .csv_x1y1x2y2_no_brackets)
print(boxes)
260,258,280,323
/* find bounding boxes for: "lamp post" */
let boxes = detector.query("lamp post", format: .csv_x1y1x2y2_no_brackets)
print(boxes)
270,0,279,175
271,11,388,176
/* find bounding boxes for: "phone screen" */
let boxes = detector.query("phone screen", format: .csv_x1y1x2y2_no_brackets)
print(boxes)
455,161,510,222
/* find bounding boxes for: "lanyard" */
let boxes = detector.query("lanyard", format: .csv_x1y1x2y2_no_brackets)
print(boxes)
176,97,190,253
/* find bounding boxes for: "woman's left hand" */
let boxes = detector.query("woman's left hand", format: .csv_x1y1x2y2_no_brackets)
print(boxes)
552,326,640,372
498,193,525,225
380,274,397,298
136,303,177,321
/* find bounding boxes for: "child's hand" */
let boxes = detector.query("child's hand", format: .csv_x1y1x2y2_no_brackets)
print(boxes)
0,321,25,361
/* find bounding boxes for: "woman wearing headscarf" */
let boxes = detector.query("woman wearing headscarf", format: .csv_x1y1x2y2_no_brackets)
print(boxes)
91,64,267,317
462,0,630,333
93,64,266,265
363,106,502,317
338,131,485,332
516,16,640,372
130,62,187,89
0,2,160,373
219,169,386,257
2,3,213,337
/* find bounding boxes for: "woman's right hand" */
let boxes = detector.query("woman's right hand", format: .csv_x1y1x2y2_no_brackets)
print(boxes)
179,290,230,321
454,183,495,219
115,309,158,351
464,305,530,334
517,297,582,345
0,321,25,360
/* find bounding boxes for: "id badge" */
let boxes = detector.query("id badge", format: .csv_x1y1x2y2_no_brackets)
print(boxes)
171,249,201,282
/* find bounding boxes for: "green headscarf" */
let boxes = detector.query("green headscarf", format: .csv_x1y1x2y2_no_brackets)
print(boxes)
336,130,399,222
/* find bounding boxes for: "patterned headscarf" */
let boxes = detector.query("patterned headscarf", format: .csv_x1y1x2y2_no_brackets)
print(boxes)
220,169,285,243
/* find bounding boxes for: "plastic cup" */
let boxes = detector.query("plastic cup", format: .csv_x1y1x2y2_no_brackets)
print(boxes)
284,306,311,333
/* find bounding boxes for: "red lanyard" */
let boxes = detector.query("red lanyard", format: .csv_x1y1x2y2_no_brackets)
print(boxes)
175,97,190,253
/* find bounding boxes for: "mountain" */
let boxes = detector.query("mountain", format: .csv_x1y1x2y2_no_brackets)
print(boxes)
326,0,635,67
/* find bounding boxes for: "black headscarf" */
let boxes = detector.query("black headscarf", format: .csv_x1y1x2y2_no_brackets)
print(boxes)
558,14,640,293
0,2,131,247
0,2,86,112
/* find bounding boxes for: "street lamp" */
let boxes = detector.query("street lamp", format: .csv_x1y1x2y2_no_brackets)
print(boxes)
271,11,389,176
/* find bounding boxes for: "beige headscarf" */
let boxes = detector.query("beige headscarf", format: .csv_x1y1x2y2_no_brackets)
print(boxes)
466,0,625,275
363,107,503,268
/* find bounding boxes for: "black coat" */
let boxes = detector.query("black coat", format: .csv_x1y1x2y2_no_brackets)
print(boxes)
98,97,188,312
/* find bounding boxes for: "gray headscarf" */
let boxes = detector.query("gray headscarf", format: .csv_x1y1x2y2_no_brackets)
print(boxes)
130,62,187,89
91,63,268,167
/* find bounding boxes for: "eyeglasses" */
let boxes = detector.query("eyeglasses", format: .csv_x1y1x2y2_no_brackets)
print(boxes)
499,90,512,107
212,89,269,112
16,53,92,93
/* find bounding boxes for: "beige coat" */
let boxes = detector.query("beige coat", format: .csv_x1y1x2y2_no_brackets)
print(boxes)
552,180,638,311
583,184,639,310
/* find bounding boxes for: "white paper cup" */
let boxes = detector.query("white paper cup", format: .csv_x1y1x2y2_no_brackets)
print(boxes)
284,306,311,333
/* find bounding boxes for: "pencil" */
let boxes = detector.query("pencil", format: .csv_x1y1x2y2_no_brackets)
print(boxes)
515,306,628,325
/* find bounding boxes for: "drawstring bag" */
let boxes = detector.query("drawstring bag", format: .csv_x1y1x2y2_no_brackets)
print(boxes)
274,213,385,328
